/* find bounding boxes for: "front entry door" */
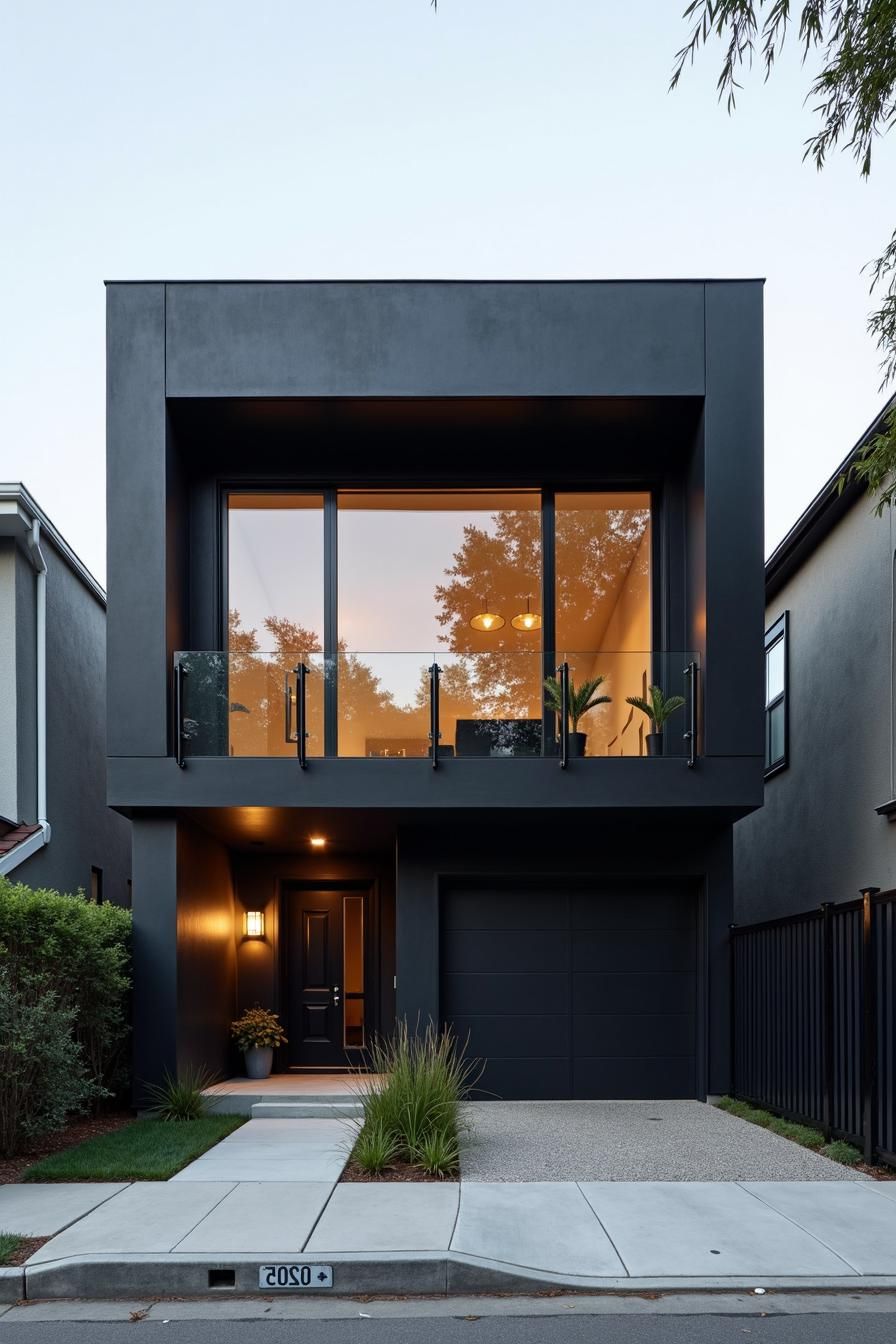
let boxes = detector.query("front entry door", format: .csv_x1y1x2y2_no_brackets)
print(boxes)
286,887,367,1068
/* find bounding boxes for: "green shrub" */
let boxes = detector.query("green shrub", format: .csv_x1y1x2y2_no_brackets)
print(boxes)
0,969,96,1156
0,876,131,1102
768,1117,825,1148
351,1020,479,1178
143,1065,218,1121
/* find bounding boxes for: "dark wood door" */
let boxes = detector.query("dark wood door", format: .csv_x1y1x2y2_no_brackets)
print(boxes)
287,889,345,1068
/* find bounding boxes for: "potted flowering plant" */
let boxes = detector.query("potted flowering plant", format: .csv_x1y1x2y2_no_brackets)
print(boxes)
230,1005,287,1080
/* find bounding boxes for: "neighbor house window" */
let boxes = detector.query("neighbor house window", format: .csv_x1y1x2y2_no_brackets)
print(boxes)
765,612,788,775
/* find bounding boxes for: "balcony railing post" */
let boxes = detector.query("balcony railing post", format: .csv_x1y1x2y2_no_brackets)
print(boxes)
429,662,441,770
821,901,834,1141
296,662,309,769
684,660,698,768
861,886,881,1163
558,661,569,770
174,660,187,769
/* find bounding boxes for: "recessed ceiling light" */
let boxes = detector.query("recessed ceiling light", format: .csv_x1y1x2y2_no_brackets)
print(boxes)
310,836,327,848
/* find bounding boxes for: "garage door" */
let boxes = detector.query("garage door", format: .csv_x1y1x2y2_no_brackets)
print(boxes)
440,881,698,1100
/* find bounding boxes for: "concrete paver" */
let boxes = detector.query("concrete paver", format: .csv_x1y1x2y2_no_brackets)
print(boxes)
28,1183,235,1261
452,1180,625,1277
173,1181,335,1253
743,1182,896,1275
306,1182,459,1253
0,1184,128,1236
578,1181,855,1278
172,1157,345,1182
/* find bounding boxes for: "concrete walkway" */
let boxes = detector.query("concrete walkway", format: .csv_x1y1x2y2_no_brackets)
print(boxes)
171,1118,349,1183
7,1178,896,1300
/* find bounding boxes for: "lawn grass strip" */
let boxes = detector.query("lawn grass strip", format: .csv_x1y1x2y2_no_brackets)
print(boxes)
22,1116,245,1182
716,1096,862,1167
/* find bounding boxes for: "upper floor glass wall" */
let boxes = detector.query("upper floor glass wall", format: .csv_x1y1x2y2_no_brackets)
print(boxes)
221,487,653,758
556,492,652,758
337,491,542,757
226,493,324,757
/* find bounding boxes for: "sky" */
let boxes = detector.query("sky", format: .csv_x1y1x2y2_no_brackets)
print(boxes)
2,0,893,587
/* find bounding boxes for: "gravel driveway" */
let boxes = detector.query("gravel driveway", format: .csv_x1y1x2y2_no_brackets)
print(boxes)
460,1101,868,1182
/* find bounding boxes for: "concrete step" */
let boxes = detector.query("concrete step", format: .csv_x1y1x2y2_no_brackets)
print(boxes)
251,1100,365,1119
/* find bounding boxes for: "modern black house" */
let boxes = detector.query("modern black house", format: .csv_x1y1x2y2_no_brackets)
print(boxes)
106,280,764,1101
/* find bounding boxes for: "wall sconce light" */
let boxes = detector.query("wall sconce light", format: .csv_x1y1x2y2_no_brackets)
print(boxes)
244,910,265,939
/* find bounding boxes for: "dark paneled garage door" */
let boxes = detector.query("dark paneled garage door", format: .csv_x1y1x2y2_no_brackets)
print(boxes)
440,881,698,1100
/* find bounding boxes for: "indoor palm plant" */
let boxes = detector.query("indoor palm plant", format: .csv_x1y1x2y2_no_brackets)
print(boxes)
626,684,686,757
543,673,611,757
230,1005,287,1080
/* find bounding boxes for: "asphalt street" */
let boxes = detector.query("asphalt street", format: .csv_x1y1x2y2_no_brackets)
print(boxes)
2,1309,896,1343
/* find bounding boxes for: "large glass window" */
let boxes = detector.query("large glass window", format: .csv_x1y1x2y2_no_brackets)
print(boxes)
226,493,325,757
214,487,658,758
337,491,542,757
555,493,652,757
765,612,788,775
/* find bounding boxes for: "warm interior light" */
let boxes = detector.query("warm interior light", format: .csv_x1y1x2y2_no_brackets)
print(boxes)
511,596,542,632
310,836,327,848
469,595,505,633
244,910,264,938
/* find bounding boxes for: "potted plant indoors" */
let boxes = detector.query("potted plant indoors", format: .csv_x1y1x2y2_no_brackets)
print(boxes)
626,684,686,757
544,673,611,757
230,1005,287,1080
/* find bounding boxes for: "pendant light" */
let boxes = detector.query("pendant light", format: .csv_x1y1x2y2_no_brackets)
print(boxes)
511,595,542,632
469,594,505,633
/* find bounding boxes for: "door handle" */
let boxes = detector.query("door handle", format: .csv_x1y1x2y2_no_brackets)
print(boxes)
332,985,341,1005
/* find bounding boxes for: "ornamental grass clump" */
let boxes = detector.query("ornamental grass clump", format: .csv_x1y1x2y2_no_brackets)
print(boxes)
143,1064,220,1122
350,1020,480,1179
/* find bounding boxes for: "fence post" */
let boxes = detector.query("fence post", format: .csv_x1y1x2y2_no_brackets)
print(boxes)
728,924,737,1098
861,887,881,1164
821,902,834,1142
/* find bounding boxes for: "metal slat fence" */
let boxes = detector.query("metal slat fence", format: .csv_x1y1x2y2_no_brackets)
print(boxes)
731,887,895,1165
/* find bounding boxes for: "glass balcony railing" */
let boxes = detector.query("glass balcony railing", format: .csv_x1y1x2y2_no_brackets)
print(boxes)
173,651,700,765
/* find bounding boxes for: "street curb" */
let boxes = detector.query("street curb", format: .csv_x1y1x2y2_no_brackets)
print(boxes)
0,1267,24,1303
20,1251,896,1300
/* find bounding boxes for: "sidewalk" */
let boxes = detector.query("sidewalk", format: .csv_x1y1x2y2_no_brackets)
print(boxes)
6,1177,896,1300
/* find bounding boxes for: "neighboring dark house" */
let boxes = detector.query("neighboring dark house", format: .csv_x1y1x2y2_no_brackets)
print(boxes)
106,280,765,1100
735,397,896,924
0,484,131,901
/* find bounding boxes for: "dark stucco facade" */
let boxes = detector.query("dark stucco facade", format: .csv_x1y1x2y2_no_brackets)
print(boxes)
106,280,764,1100
734,400,896,925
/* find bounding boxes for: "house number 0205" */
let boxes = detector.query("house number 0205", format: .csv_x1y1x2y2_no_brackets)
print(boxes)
258,1264,334,1289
